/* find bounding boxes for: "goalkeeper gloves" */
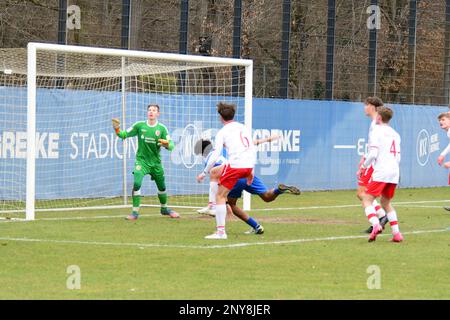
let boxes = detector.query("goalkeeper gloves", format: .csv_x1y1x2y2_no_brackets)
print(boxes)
158,139,169,148
112,118,120,134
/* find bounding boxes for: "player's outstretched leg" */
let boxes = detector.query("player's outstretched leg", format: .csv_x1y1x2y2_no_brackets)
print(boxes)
277,184,301,195
244,224,264,235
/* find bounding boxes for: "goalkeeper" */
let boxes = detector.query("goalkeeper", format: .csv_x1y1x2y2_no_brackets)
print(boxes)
112,104,179,220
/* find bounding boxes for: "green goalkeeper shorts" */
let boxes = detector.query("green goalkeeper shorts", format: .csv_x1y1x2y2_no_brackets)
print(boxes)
133,160,166,187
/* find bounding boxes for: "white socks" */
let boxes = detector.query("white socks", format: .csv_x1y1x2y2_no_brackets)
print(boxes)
209,181,218,209
365,206,380,226
373,199,386,218
387,211,400,234
215,204,226,233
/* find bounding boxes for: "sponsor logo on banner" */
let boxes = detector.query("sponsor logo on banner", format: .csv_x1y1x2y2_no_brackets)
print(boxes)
253,129,301,176
70,132,137,159
0,131,59,159
178,123,201,169
416,129,439,166
171,123,301,173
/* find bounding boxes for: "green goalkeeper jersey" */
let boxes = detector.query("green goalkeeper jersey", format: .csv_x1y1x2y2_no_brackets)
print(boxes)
117,121,174,165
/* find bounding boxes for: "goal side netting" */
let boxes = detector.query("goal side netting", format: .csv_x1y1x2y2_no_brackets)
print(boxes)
0,43,252,220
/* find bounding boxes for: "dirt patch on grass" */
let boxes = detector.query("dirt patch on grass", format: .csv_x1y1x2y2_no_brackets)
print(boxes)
188,213,357,225
254,216,357,225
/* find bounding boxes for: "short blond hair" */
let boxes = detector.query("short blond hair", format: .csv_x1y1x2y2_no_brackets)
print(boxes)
377,106,393,123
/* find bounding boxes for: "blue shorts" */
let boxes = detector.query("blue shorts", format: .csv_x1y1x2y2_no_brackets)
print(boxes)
228,176,268,199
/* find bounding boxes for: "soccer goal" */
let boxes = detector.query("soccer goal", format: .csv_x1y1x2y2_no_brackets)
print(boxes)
0,43,253,220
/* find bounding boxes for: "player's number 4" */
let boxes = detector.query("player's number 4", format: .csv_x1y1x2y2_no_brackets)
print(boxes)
390,140,398,156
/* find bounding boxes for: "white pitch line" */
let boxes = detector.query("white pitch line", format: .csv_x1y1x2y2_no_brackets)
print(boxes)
393,199,450,204
254,204,361,211
0,212,199,223
37,212,199,221
393,205,447,208
1,199,450,223
0,229,447,250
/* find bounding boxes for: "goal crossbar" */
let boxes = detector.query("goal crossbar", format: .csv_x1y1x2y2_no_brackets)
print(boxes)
21,43,253,221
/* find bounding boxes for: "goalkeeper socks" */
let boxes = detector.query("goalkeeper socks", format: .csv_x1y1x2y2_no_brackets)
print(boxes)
365,206,380,226
246,217,260,229
274,187,282,195
132,189,141,211
131,210,139,217
158,190,168,205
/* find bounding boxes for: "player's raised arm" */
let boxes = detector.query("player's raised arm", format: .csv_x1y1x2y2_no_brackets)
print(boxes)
112,118,138,140
197,132,224,182
253,134,280,146
204,133,224,174
112,118,121,133
157,127,175,151
157,138,174,150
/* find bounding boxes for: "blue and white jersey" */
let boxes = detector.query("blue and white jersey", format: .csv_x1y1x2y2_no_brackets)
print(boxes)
203,149,228,173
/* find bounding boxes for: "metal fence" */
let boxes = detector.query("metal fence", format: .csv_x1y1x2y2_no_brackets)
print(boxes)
1,0,449,105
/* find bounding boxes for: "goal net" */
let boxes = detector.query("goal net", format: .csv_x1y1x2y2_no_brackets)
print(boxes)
0,43,252,220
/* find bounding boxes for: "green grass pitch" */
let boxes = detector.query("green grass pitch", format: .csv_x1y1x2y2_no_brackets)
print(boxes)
0,187,449,299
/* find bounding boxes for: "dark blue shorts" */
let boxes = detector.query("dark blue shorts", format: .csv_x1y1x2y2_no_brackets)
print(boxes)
228,176,268,199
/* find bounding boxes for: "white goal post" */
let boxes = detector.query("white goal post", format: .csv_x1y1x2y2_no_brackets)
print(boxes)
0,42,253,221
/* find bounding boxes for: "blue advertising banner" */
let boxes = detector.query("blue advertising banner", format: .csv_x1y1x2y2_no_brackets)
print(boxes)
252,99,449,191
0,86,448,201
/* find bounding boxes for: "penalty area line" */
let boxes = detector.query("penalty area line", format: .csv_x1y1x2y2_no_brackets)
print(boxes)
0,228,447,250
2,198,450,223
